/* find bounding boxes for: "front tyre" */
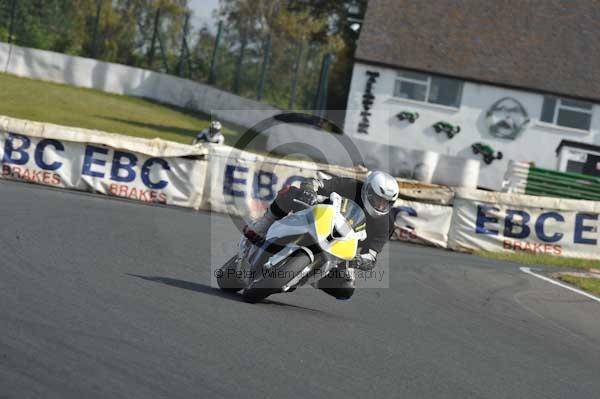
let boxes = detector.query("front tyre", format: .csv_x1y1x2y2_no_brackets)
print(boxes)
216,255,245,293
241,251,313,303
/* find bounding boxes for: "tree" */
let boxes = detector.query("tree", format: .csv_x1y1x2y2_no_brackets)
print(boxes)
213,0,364,115
0,0,89,53
302,0,367,116
215,0,343,109
0,0,191,70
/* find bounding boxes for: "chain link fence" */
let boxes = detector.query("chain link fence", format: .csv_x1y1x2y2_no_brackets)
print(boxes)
0,0,332,112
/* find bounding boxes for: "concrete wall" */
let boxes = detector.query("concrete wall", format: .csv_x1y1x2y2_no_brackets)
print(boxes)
0,42,279,129
344,62,600,190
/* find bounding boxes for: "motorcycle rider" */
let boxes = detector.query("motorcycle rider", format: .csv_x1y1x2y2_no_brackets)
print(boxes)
243,171,399,299
192,121,225,145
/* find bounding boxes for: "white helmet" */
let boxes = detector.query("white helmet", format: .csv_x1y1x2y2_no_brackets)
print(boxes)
361,171,399,217
210,121,222,135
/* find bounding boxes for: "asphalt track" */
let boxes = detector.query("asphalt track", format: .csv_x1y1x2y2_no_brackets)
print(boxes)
1,179,599,399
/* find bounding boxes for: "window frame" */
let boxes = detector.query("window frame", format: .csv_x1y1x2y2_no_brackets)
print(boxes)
393,71,462,109
542,97,593,131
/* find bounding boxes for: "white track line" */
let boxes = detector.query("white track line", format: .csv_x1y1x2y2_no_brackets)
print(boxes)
520,267,600,303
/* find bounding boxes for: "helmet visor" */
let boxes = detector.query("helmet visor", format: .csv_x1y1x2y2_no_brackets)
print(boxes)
366,186,391,214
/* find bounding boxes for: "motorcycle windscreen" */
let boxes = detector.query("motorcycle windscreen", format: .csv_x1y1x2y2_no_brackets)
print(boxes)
339,198,366,233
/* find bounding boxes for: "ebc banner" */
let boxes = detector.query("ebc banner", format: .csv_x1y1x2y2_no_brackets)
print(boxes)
205,146,316,218
0,132,205,209
449,191,600,259
391,200,453,248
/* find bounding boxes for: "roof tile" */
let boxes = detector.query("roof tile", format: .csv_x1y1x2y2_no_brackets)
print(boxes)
356,0,600,100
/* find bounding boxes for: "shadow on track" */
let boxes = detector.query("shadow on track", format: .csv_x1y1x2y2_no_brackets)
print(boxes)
127,274,324,312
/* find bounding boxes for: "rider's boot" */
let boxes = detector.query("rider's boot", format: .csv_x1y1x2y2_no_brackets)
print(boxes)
314,266,356,300
242,208,277,244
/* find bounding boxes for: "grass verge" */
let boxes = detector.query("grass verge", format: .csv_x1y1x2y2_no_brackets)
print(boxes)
474,251,600,271
0,72,241,144
557,275,600,296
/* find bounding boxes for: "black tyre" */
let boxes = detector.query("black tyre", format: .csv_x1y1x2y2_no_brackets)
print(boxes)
447,132,454,138
483,154,493,164
216,255,245,293
472,146,480,154
434,126,441,133
497,151,503,160
241,251,313,303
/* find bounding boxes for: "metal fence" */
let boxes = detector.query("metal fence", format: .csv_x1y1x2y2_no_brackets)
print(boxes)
0,0,332,112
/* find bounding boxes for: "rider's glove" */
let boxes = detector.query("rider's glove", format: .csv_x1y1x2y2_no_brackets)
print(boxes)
299,187,318,206
299,177,323,193
289,186,318,212
349,250,377,271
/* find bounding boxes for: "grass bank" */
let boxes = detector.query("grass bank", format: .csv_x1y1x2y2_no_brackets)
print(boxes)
0,73,241,144
558,275,600,296
474,251,600,272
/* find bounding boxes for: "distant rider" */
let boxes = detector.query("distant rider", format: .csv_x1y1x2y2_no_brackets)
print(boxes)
243,171,399,300
192,121,224,145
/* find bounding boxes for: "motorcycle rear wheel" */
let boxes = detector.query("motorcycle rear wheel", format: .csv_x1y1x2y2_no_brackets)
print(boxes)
241,251,313,303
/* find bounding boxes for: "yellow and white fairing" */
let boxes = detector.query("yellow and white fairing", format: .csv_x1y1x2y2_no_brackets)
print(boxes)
311,193,367,260
266,192,367,263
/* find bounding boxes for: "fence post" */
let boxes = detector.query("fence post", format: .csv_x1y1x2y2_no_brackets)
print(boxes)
90,0,103,58
208,20,223,85
7,0,17,44
256,35,271,100
157,31,169,73
177,13,190,77
313,53,333,117
288,42,304,110
232,29,247,94
147,6,162,67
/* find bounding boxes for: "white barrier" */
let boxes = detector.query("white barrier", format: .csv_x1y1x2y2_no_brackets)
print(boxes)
3,114,599,260
448,189,600,259
0,116,207,208
502,160,530,194
0,115,365,216
202,145,368,219
392,200,453,248
0,116,208,158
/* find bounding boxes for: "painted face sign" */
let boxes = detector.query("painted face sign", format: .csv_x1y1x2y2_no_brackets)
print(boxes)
485,97,530,140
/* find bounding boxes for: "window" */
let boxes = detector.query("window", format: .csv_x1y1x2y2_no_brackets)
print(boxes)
393,70,463,108
541,96,593,131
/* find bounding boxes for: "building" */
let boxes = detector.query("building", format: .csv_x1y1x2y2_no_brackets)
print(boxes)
343,0,600,190
556,140,600,177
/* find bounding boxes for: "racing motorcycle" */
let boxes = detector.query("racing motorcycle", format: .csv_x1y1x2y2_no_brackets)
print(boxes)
216,192,367,303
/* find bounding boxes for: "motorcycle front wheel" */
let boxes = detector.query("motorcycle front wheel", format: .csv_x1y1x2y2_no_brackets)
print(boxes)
241,250,313,303
216,255,245,293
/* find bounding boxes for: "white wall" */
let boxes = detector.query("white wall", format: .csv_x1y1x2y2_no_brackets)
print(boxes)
344,62,600,190
0,42,280,130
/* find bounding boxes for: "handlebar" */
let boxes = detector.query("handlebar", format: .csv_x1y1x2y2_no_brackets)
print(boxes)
292,199,312,208
292,194,327,209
